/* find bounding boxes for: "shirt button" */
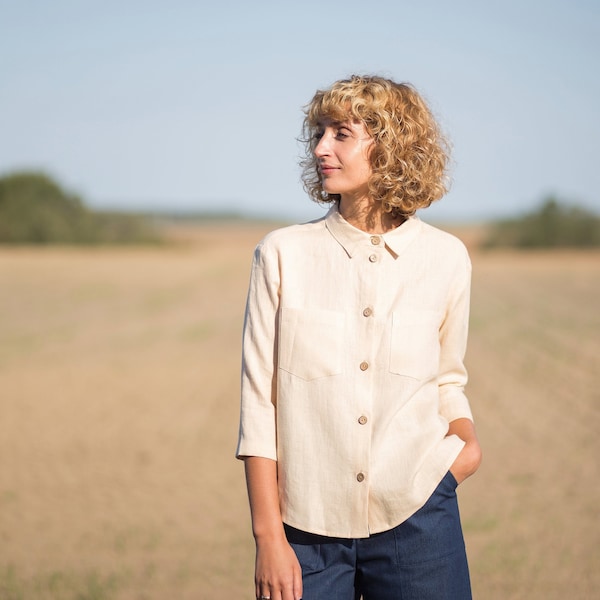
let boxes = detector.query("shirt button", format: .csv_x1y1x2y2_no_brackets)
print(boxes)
362,307,372,317
368,254,378,263
358,415,368,425
356,472,365,482
359,361,369,371
370,236,381,245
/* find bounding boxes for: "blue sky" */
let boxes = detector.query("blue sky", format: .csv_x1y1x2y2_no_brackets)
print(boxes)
1,0,598,222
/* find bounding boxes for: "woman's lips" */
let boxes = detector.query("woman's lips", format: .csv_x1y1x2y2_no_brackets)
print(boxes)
320,165,338,175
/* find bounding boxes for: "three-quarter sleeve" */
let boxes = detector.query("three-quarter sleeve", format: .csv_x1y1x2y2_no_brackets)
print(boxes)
236,241,280,460
437,247,474,423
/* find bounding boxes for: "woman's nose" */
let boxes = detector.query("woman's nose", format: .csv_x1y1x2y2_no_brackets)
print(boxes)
314,133,330,157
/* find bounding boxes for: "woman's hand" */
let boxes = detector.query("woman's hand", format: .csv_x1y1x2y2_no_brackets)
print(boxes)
447,418,482,484
255,534,303,600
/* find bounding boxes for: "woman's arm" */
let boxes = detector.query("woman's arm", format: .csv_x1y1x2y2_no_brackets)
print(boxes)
244,456,303,600
447,418,482,484
437,246,481,483
238,242,301,597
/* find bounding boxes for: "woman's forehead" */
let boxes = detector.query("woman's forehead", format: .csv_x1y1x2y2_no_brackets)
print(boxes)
316,116,364,129
316,117,345,127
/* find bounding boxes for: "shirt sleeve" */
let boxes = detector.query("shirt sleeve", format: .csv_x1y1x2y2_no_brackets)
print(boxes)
437,246,474,423
235,240,280,460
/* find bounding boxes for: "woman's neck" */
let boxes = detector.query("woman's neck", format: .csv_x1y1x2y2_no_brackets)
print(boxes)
339,198,406,234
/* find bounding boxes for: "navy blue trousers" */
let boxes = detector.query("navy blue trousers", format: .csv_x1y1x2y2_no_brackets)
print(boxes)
285,471,471,600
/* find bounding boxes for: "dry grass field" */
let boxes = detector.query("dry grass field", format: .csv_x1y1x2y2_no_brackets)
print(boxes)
0,222,598,599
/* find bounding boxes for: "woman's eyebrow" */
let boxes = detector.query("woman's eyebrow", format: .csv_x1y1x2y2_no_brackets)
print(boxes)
316,119,347,128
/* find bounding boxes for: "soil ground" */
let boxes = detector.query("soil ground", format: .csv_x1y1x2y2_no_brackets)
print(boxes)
0,222,598,599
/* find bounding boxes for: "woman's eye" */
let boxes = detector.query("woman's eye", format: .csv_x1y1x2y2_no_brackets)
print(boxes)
313,131,324,141
335,128,351,140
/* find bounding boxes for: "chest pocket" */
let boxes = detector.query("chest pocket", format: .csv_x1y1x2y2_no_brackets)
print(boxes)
390,309,442,380
279,307,344,381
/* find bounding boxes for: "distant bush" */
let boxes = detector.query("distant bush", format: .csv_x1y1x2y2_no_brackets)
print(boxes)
483,197,600,249
0,171,161,245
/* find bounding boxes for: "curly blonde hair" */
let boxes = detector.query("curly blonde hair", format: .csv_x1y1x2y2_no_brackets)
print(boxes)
300,75,451,217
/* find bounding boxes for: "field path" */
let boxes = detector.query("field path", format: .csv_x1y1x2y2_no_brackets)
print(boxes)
463,250,600,599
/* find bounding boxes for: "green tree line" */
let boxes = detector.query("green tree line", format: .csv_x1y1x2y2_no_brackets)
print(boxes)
483,197,600,248
1,172,599,247
0,171,161,245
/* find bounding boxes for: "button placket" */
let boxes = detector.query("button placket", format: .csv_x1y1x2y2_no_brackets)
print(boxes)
354,237,379,499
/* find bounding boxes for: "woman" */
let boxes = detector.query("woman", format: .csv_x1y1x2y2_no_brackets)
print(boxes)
236,75,482,600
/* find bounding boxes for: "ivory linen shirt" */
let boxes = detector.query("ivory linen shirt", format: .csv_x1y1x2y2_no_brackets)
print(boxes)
236,204,473,538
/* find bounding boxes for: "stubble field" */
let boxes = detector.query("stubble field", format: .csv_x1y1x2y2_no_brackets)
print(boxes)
0,222,598,599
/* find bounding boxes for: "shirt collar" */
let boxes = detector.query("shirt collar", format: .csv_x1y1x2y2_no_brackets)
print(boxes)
324,203,423,259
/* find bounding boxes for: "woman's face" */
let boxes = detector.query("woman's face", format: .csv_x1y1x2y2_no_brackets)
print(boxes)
313,119,373,203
